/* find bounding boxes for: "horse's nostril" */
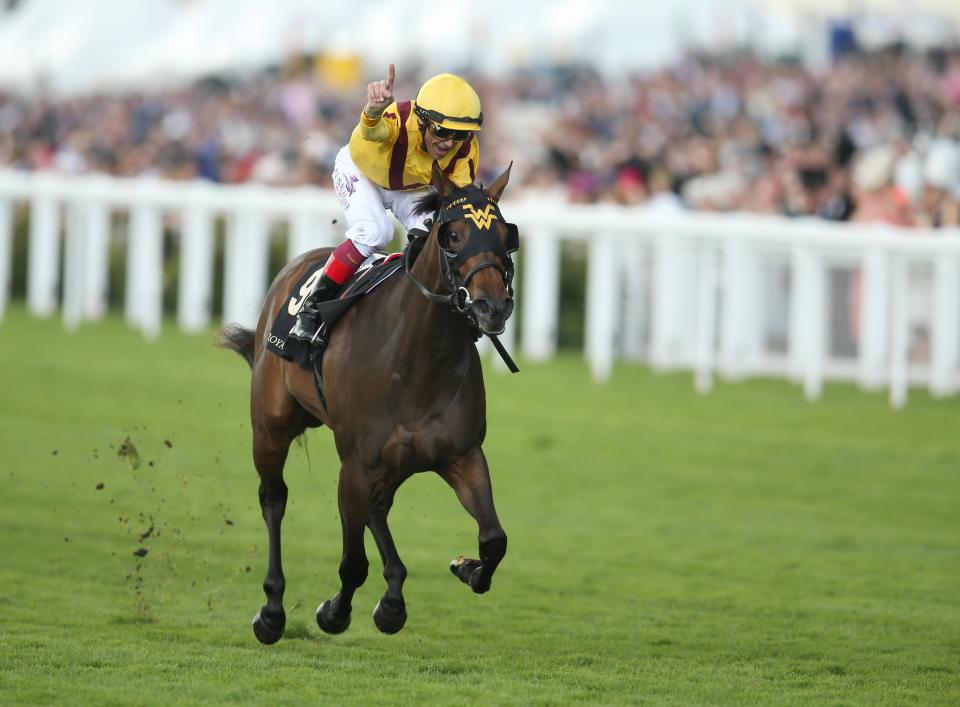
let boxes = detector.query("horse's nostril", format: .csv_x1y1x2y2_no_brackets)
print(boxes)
473,298,512,327
474,299,493,316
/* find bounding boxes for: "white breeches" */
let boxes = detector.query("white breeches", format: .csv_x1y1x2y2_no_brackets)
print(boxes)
331,145,433,258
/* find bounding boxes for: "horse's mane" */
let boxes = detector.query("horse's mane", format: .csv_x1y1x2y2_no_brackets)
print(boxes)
413,191,441,218
413,182,486,220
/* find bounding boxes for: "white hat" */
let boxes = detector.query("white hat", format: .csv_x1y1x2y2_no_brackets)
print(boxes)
894,151,923,203
853,145,895,192
923,139,960,191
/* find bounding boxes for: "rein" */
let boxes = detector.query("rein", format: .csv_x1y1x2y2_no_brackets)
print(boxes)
402,232,508,314
403,226,519,374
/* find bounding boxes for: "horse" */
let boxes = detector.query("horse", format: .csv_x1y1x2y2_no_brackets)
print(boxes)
219,161,518,642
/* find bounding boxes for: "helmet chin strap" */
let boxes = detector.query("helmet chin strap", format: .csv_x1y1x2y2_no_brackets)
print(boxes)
417,118,429,153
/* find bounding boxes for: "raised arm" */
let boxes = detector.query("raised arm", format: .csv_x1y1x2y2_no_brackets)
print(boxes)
364,63,395,119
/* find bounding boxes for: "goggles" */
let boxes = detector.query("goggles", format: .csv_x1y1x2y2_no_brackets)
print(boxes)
414,103,482,142
429,122,471,142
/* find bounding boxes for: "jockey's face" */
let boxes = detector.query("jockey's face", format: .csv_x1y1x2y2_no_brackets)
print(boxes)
421,120,469,160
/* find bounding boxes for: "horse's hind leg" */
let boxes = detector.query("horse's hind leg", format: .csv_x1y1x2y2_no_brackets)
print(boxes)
367,491,408,634
440,448,508,595
250,371,304,644
252,439,292,644
316,460,370,634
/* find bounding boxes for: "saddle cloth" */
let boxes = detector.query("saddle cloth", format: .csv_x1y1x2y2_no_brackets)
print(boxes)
266,253,403,371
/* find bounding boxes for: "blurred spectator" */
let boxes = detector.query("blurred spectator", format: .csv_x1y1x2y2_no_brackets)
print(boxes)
916,139,960,226
850,145,912,225
644,164,684,213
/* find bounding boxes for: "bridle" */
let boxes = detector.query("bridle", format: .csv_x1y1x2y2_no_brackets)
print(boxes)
404,188,517,319
403,185,520,371
403,223,515,326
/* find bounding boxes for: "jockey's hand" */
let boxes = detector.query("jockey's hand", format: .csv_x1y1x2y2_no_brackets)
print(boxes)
364,64,395,118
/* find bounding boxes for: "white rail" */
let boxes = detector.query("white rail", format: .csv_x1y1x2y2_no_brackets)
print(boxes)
1,170,959,408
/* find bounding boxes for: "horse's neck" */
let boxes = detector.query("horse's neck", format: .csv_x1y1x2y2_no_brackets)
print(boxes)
408,230,444,295
395,233,473,376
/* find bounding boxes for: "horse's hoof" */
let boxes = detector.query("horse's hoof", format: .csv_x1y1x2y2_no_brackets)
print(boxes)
469,566,491,594
450,556,485,590
372,598,407,635
316,599,351,635
252,608,285,645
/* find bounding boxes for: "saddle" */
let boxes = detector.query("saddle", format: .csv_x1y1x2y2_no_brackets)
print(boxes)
266,253,404,410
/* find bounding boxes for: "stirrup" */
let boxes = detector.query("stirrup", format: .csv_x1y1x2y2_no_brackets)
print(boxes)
289,312,321,342
311,322,328,346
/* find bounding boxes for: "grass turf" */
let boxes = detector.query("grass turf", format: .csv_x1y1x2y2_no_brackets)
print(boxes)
0,305,958,705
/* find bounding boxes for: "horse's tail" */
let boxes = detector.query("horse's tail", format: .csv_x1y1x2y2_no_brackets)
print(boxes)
218,325,256,370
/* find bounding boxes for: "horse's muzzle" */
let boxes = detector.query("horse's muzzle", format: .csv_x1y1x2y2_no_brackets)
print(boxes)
472,297,514,335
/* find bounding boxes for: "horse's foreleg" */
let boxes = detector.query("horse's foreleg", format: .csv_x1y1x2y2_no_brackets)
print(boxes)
367,492,408,634
440,448,508,595
252,441,291,645
317,461,369,634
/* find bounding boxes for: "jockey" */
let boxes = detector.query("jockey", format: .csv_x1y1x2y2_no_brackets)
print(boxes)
289,64,482,342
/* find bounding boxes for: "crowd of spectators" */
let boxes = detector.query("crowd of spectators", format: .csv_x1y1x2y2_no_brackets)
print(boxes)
2,45,960,228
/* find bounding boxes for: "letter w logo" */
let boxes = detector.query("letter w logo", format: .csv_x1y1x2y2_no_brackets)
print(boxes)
463,204,498,230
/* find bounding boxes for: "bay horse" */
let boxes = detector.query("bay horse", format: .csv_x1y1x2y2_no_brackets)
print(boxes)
220,161,518,642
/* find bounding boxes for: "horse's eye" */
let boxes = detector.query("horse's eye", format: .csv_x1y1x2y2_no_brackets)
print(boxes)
448,231,461,245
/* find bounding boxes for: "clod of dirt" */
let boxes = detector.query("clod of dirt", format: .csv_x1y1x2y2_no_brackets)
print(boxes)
163,440,172,449
139,525,155,541
133,548,148,558
224,519,234,526
51,450,58,456
96,482,105,490
332,218,338,224
117,437,141,470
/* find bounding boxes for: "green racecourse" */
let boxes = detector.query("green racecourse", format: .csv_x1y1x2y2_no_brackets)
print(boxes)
0,304,958,706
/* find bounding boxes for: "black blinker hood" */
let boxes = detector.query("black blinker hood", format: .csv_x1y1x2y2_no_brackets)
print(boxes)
437,184,519,259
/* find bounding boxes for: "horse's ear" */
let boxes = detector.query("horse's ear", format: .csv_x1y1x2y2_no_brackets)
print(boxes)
431,161,455,198
486,162,513,203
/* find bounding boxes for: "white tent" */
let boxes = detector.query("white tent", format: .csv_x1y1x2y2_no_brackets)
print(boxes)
0,0,958,97
101,0,325,91
0,0,172,94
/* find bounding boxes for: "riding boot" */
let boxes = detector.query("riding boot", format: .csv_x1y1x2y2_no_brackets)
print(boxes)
288,273,341,342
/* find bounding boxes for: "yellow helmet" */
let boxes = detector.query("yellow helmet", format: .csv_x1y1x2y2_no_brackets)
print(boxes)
414,73,483,132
